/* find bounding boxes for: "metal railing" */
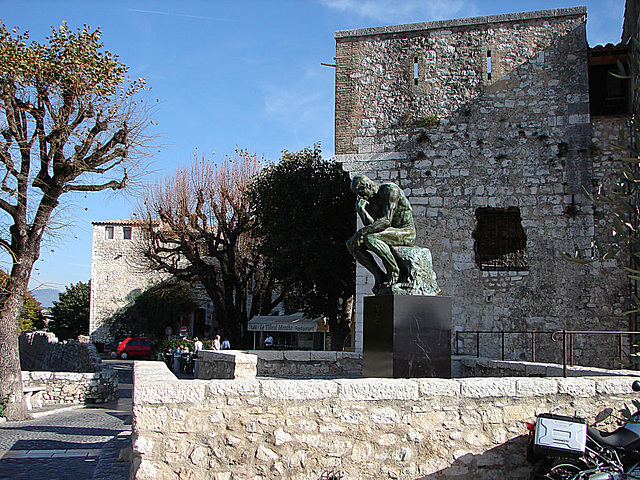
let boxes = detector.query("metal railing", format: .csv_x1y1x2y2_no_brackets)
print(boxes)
455,329,640,377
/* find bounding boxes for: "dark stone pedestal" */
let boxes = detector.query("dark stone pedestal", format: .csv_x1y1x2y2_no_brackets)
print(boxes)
362,295,452,378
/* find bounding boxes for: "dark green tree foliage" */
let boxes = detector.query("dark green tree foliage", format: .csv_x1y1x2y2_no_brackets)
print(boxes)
107,280,196,341
20,294,44,333
249,145,356,350
49,281,90,340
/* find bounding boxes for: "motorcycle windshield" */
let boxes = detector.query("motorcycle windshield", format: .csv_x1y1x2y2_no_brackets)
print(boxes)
624,419,640,436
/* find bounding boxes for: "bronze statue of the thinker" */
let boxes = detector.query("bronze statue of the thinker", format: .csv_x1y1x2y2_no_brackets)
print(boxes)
346,175,440,296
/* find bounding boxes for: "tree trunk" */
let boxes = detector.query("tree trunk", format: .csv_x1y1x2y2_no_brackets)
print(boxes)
0,261,34,421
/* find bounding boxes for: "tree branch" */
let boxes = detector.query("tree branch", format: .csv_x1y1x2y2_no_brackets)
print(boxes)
63,175,127,193
80,123,128,170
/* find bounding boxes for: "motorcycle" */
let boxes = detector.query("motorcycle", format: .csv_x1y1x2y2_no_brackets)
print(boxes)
526,380,640,479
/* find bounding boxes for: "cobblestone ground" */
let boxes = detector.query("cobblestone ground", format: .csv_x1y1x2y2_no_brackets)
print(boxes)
0,360,133,480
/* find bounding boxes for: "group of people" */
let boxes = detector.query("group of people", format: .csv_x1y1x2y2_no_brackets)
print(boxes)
163,344,195,374
209,334,231,350
162,334,231,375
163,334,231,363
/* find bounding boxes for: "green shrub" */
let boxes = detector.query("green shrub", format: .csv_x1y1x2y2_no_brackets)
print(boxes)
0,396,7,417
413,115,440,128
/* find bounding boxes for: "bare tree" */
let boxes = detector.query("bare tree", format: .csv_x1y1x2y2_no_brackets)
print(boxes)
0,22,152,420
139,149,282,345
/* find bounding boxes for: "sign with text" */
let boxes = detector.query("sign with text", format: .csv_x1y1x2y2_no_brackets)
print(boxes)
247,322,318,332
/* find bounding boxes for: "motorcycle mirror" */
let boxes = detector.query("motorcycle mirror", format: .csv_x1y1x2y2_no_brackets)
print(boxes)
633,380,640,392
594,407,613,424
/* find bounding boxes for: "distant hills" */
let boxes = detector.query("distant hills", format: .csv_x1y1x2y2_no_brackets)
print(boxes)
31,288,61,308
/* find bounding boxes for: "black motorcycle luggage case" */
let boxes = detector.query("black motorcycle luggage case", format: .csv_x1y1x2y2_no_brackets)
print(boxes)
533,413,587,458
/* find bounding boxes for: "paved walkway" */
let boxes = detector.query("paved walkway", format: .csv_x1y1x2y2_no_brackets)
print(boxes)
0,360,133,480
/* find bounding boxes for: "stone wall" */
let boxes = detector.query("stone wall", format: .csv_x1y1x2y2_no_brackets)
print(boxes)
196,350,257,379
132,361,640,479
19,331,102,373
333,8,629,363
253,350,363,378
22,369,118,405
197,350,363,380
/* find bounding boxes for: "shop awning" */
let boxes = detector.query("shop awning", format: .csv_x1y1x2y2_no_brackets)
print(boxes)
247,314,326,333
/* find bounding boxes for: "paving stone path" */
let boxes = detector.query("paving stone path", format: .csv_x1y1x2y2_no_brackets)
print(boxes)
0,360,133,480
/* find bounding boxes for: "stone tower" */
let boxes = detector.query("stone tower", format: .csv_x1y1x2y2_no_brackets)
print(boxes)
334,7,629,365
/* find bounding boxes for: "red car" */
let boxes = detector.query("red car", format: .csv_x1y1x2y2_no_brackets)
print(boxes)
115,337,152,359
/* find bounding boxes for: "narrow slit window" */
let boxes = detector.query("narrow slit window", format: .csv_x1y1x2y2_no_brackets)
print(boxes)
414,57,418,85
487,50,492,81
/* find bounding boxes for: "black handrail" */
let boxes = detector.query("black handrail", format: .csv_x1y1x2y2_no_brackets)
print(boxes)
455,330,554,361
455,329,640,377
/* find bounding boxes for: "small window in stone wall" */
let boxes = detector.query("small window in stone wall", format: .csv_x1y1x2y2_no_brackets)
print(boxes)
473,207,528,271
483,47,498,85
589,63,631,115
105,225,114,240
123,226,132,240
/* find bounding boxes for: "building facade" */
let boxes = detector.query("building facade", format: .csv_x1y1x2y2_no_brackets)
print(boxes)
89,220,214,343
334,7,631,365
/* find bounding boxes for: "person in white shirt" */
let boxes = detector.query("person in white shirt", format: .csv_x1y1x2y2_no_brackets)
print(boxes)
213,334,221,350
193,337,203,352
264,334,274,348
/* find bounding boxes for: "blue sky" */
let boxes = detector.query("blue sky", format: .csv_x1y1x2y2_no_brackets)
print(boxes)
0,0,626,294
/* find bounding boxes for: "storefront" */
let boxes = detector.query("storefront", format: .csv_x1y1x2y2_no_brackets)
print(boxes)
247,313,328,350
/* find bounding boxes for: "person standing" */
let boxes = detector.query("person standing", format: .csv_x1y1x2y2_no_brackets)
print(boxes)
264,333,274,349
221,338,231,350
213,334,221,350
192,336,203,378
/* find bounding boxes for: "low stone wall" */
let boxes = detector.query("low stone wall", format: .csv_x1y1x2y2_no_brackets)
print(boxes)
19,331,102,372
22,369,118,405
252,350,362,377
456,356,640,378
197,350,363,380
132,361,640,479
196,350,257,379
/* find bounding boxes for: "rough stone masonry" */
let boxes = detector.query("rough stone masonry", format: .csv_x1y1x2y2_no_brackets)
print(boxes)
132,361,640,480
334,7,629,365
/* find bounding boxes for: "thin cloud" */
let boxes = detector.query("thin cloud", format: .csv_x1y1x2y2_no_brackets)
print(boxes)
69,262,91,269
263,85,326,126
318,0,479,24
127,8,232,22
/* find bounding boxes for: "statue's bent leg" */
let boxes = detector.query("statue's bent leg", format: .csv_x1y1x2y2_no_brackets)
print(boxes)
347,235,387,288
363,233,400,286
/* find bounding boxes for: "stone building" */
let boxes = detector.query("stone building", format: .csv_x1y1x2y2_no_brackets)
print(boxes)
334,7,632,365
89,220,214,343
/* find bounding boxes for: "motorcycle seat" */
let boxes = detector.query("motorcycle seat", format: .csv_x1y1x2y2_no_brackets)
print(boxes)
588,425,640,449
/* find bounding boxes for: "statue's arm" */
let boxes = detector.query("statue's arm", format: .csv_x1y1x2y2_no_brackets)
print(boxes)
358,188,398,235
356,198,375,225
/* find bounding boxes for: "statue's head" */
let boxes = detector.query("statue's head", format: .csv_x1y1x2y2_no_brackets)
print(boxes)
351,175,376,199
